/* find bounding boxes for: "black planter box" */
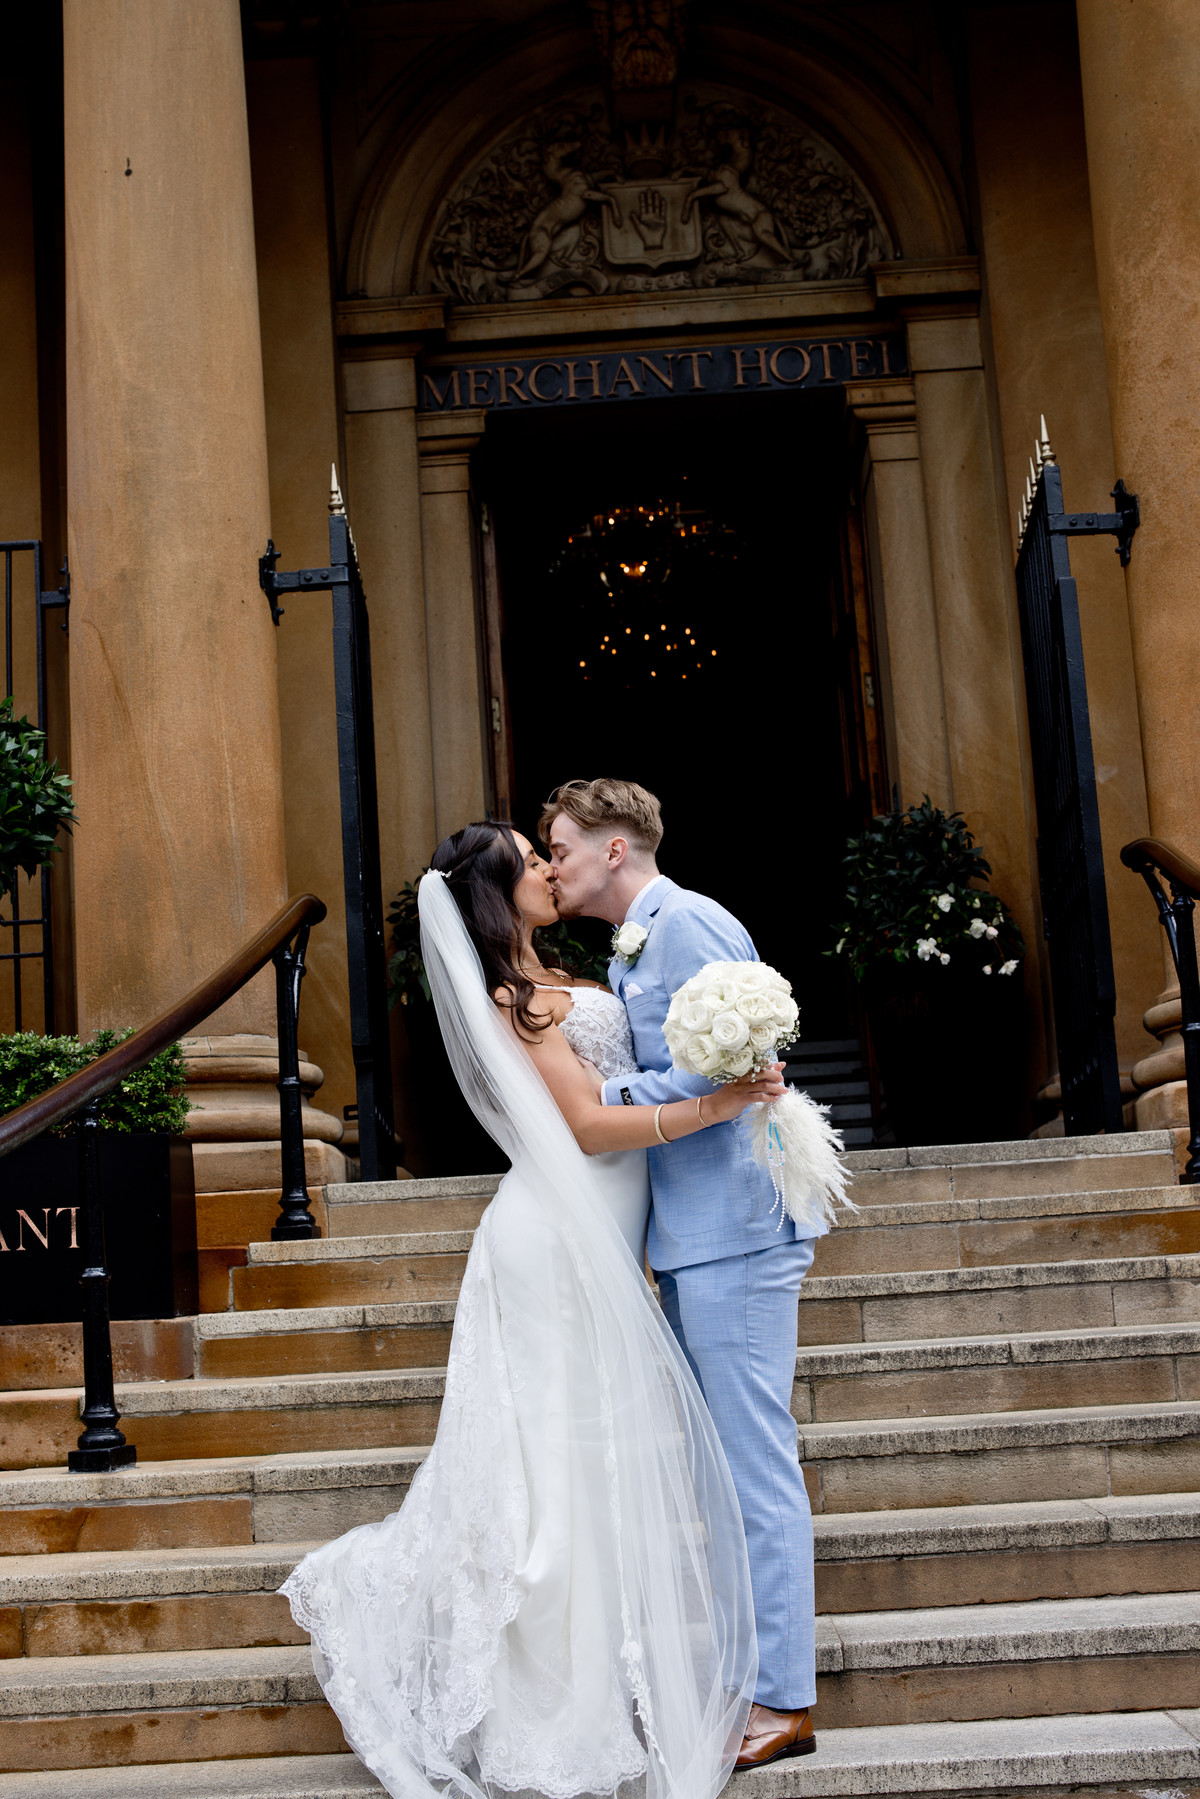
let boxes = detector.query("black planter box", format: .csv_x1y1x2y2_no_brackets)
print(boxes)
865,963,1026,1148
0,1134,198,1326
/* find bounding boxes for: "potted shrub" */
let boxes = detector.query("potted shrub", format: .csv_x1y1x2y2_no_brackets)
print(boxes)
0,1033,197,1325
387,877,608,1176
832,799,1026,1146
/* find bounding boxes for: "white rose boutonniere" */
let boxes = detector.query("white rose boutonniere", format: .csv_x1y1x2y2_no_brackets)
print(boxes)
612,921,649,966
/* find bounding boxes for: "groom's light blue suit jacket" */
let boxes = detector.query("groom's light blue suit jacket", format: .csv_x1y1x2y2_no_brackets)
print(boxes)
602,876,801,1272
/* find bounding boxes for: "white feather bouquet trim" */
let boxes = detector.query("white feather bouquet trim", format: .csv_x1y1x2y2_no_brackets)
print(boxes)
663,958,855,1235
746,1085,855,1237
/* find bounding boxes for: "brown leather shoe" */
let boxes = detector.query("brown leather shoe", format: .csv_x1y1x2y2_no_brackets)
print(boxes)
734,1702,816,1768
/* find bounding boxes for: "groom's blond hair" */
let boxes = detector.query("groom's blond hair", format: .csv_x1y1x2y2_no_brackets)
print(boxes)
539,778,663,856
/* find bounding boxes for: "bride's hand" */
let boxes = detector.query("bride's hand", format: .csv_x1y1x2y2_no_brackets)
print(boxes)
704,1062,787,1123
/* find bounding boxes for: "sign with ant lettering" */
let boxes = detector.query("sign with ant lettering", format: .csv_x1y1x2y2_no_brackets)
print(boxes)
0,1136,197,1325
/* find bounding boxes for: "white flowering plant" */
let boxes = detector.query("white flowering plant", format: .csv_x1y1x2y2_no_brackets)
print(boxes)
663,960,852,1237
831,799,1024,982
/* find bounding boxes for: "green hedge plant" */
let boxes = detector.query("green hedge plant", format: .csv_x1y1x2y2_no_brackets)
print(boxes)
832,798,1025,983
0,1031,192,1135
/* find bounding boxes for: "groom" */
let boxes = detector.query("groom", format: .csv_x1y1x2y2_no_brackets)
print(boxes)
541,777,818,1770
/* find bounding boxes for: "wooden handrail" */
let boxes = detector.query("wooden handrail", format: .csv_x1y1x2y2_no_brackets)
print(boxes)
0,893,327,1159
1120,838,1200,900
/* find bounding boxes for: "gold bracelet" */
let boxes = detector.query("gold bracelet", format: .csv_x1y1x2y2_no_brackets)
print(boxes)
654,1104,670,1145
696,1095,707,1127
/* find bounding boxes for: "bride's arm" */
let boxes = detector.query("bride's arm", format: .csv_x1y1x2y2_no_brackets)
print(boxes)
498,1000,783,1154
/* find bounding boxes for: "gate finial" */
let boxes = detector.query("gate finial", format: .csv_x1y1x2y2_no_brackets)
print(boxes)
1037,415,1056,467
330,464,346,516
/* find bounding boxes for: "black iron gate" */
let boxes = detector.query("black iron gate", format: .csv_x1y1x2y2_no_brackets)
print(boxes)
1014,422,1138,1135
260,472,397,1181
0,540,69,1032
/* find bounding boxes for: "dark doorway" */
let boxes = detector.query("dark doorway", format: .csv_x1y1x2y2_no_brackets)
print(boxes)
476,386,883,1043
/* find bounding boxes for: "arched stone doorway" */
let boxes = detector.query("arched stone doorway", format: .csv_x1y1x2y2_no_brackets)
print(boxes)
335,18,1049,1104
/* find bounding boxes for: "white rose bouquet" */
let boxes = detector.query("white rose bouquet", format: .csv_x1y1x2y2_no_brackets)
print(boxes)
663,960,854,1236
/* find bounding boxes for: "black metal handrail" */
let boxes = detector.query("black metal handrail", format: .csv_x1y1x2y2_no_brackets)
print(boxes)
0,892,327,1471
1120,838,1200,1183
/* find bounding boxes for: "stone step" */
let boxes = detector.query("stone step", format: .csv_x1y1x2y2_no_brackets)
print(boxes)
195,1299,457,1378
791,1321,1200,1423
0,1645,340,1773
325,1172,497,1239
316,1131,1177,1240
11,1250,1198,1395
4,1490,1198,1660
202,1186,1200,1314
0,1541,315,1657
0,1593,1195,1771
845,1144,1178,1208
196,1258,1200,1380
813,1491,1200,1612
6,1718,1200,1797
0,1370,444,1471
0,1321,195,1395
799,1252,1200,1344
810,1589,1200,1728
7,1356,1200,1512
228,1231,474,1312
0,1756,380,1797
801,1398,1200,1513
12,1317,1200,1470
812,1185,1200,1277
0,1449,424,1553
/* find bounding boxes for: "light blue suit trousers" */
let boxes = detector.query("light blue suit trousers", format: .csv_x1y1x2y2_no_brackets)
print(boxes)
657,1238,817,1710
603,877,818,1711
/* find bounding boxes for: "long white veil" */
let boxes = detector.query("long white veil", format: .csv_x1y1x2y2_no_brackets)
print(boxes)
283,870,756,1799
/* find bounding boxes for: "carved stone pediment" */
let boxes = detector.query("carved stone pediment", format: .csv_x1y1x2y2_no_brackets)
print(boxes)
422,83,892,305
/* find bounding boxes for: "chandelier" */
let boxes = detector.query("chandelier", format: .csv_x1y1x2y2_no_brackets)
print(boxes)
548,499,740,686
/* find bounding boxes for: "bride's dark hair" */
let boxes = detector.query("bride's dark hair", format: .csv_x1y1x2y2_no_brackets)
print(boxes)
429,821,547,1038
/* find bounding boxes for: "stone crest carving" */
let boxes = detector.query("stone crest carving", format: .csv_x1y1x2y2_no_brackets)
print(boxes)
588,0,689,92
424,84,891,304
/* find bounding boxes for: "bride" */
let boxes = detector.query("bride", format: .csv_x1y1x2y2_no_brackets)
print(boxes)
282,820,783,1799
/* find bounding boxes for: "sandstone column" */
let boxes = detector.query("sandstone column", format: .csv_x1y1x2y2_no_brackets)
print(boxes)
343,356,439,882
907,309,1049,1093
64,2,301,1196
847,378,953,811
1077,1,1200,1141
1076,0,1200,862
967,2,1160,1082
416,410,489,840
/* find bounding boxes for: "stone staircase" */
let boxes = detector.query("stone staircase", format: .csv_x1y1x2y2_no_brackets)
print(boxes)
1,1129,1199,1795
784,1038,875,1149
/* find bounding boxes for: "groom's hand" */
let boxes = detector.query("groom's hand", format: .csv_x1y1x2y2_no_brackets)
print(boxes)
578,1058,605,1098
752,1062,787,1103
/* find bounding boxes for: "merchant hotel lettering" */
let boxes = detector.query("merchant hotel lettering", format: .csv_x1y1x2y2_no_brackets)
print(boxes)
0,2,1197,1193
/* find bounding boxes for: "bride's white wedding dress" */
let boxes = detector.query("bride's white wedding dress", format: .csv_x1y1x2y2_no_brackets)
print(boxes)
281,874,756,1799
540,983,650,1265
